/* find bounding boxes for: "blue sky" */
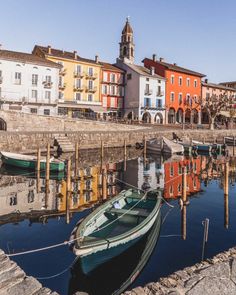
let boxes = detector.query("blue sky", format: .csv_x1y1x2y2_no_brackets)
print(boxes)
0,0,236,82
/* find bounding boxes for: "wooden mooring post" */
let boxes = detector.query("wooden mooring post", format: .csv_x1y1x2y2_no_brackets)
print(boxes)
101,140,104,159
143,136,147,162
224,161,229,229
102,168,107,200
75,142,79,178
181,204,187,240
66,158,71,224
45,143,50,209
182,166,187,203
124,139,127,172
36,147,41,193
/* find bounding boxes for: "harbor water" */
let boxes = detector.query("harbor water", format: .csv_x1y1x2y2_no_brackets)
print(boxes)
0,148,236,295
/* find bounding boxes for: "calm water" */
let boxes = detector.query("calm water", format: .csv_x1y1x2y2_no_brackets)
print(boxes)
0,150,236,295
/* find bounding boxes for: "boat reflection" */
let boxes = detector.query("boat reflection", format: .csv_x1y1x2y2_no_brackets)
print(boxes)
68,212,161,295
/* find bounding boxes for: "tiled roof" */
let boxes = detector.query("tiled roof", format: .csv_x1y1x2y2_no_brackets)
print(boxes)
220,81,236,85
143,58,205,77
101,62,125,73
127,63,166,80
34,45,101,66
202,81,236,92
0,49,61,68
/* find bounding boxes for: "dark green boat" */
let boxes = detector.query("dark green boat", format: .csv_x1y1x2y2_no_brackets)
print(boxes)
0,151,65,172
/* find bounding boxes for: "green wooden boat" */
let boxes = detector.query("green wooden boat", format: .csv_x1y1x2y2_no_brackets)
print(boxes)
71,188,162,274
0,151,65,172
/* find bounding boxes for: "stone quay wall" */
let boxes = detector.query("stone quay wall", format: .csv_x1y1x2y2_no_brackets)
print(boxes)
0,249,58,295
1,128,236,153
124,246,236,295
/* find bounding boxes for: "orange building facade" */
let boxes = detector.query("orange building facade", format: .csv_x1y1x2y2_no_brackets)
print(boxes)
143,56,205,124
164,158,201,199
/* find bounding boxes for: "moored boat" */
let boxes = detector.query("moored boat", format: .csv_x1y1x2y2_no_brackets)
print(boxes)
71,188,162,274
0,151,65,172
147,136,184,155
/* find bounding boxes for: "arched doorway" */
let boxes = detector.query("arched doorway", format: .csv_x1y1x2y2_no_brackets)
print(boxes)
168,108,176,124
127,112,134,120
201,108,209,124
192,109,198,124
185,109,191,123
0,118,6,131
142,112,151,123
176,108,184,123
154,112,163,124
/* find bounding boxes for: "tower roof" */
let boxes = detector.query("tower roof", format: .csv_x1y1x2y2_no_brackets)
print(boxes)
122,17,133,34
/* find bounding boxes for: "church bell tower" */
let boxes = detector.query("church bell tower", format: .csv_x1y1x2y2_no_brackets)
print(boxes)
119,17,135,64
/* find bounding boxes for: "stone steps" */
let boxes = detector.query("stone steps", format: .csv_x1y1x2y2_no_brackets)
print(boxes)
54,135,75,153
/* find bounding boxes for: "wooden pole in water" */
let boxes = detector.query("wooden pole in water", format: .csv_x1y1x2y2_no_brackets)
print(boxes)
66,158,71,224
143,136,147,162
36,147,41,193
75,142,79,178
224,161,229,196
101,140,104,159
181,204,187,240
102,168,107,200
45,143,50,209
124,139,127,171
182,166,187,203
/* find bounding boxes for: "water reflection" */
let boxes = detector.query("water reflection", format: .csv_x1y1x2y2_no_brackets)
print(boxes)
1,149,236,295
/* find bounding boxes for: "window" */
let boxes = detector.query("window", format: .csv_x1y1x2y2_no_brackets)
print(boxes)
187,78,190,87
186,94,191,105
146,78,149,81
45,91,51,100
103,72,108,81
158,80,161,83
179,93,183,104
76,65,81,74
156,99,162,108
88,94,93,101
157,85,161,96
110,97,115,107
0,70,2,77
45,75,51,83
76,79,81,88
103,96,107,107
171,75,174,84
32,74,38,86
111,85,116,95
127,73,132,80
30,108,37,114
88,80,93,89
144,97,151,107
44,109,50,115
59,92,64,100
10,194,17,206
170,92,175,102
103,85,108,94
75,93,81,101
88,67,93,76
32,90,37,99
110,73,116,83
15,72,21,84
194,79,197,87
145,84,150,94
179,76,182,86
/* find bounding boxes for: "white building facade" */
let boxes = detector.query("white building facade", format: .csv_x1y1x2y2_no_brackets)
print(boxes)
116,18,166,123
0,49,60,116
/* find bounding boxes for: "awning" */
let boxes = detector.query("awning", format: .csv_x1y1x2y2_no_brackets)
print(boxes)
219,111,236,118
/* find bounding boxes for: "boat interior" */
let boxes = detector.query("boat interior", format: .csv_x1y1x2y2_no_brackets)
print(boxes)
82,190,159,242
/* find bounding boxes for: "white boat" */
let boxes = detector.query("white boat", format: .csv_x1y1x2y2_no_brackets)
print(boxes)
147,136,184,155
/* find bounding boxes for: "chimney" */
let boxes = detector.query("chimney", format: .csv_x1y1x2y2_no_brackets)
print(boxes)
152,54,157,62
95,55,99,63
48,45,51,54
150,66,155,76
0,44,2,50
74,50,77,59
205,78,208,83
173,63,177,66
159,57,164,62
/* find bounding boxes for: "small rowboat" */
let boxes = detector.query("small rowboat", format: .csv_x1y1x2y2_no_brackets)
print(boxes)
71,188,162,274
147,137,184,155
0,151,65,172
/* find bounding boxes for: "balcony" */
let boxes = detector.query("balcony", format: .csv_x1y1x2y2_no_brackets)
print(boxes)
0,77,3,84
74,85,84,92
85,86,97,93
74,71,85,78
144,89,153,95
157,91,164,97
43,81,53,89
59,83,66,90
86,72,98,80
59,69,67,76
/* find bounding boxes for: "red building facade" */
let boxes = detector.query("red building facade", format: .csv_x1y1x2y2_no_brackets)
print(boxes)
100,62,125,119
143,56,205,124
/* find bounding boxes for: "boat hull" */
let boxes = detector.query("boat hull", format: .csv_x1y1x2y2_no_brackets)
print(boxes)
76,208,161,274
1,154,64,172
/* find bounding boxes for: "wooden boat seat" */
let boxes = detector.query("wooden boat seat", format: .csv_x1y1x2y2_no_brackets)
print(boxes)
109,208,149,218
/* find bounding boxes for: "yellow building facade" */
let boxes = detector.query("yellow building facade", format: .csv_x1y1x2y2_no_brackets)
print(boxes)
32,45,102,117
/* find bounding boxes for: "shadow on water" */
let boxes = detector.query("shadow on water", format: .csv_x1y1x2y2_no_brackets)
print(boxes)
68,213,161,295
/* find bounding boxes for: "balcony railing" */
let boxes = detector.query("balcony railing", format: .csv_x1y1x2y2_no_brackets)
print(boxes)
59,69,67,76
86,72,98,79
74,71,85,78
74,85,84,92
59,83,66,90
85,86,97,93
144,89,153,95
43,81,53,89
0,77,3,84
157,91,164,97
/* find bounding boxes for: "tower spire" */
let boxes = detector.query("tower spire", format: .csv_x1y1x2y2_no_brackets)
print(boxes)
119,18,135,64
